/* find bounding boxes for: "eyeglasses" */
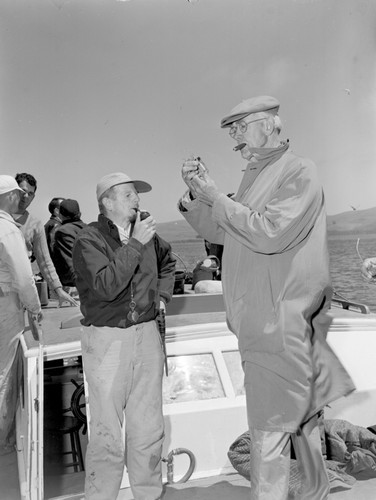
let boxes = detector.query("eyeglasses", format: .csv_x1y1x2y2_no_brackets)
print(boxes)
229,117,267,137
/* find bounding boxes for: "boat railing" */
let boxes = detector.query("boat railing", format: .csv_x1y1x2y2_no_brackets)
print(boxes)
331,291,371,314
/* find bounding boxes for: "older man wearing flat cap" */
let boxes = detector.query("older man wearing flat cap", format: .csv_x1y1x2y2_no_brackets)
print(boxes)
72,172,175,500
178,96,355,499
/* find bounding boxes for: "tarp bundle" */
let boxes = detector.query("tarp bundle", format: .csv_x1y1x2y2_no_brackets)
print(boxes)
228,418,376,495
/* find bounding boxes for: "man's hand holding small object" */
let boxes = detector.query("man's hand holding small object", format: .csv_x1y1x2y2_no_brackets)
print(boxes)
181,156,220,206
132,211,156,245
182,156,208,182
189,173,221,206
32,311,43,323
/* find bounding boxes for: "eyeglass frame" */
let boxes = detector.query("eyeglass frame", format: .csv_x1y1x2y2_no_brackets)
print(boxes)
229,116,267,137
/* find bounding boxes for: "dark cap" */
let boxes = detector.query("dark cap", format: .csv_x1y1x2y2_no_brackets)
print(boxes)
60,199,80,218
220,95,280,128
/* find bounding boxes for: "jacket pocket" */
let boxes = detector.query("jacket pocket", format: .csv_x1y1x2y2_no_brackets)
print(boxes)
237,271,286,354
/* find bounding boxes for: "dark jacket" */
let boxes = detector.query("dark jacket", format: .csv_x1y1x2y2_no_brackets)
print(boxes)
72,214,176,328
44,216,61,256
52,219,87,286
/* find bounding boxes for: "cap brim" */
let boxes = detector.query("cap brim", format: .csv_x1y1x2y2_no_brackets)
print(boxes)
220,112,252,128
132,180,152,193
220,105,280,128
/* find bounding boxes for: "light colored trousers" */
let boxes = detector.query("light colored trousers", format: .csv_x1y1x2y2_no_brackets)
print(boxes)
244,367,329,500
0,292,24,452
81,321,165,500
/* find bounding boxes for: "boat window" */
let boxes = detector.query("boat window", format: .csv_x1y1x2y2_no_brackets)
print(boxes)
223,351,245,396
163,353,224,404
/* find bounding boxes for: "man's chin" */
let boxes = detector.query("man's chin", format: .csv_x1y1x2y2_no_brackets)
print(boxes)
240,146,251,160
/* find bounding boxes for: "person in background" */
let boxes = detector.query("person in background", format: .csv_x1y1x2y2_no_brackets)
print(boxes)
178,95,355,500
52,198,86,290
204,239,224,263
72,172,175,500
203,193,235,280
0,175,42,455
361,257,376,283
44,196,65,256
12,173,77,307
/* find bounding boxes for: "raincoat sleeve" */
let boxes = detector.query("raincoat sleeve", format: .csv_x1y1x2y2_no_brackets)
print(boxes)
31,218,62,291
1,230,41,314
211,159,323,254
178,195,226,246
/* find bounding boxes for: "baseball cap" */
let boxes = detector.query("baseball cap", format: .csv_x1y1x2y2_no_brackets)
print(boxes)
220,95,280,128
96,172,152,201
60,199,81,218
0,175,25,196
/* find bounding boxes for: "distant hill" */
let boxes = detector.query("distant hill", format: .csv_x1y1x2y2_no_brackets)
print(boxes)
157,207,376,241
327,207,376,237
157,219,203,242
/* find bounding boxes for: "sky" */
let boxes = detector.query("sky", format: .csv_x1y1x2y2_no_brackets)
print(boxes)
1,0,376,224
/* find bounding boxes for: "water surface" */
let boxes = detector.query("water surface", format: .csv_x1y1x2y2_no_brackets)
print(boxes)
170,235,376,313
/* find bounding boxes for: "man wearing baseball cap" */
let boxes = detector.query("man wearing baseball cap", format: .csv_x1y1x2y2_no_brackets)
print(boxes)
178,96,355,499
0,175,42,454
72,172,175,500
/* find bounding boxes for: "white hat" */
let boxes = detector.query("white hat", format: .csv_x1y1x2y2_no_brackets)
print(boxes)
0,175,24,196
96,172,152,201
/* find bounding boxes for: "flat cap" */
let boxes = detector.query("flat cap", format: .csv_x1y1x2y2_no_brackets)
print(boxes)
60,199,81,218
220,95,280,128
96,172,152,201
0,175,24,196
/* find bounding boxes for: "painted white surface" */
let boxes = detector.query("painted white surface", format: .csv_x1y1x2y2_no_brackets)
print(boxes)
17,302,376,499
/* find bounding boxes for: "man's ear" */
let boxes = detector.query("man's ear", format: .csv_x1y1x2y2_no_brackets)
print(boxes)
264,117,275,136
102,197,113,212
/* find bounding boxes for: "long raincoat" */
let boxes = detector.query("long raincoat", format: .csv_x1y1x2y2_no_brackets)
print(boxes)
0,210,41,448
179,145,355,432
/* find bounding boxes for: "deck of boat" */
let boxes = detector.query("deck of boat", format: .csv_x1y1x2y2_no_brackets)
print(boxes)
2,450,376,500
6,296,376,500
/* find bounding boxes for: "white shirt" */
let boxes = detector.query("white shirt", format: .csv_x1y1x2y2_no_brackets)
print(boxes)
115,224,131,244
